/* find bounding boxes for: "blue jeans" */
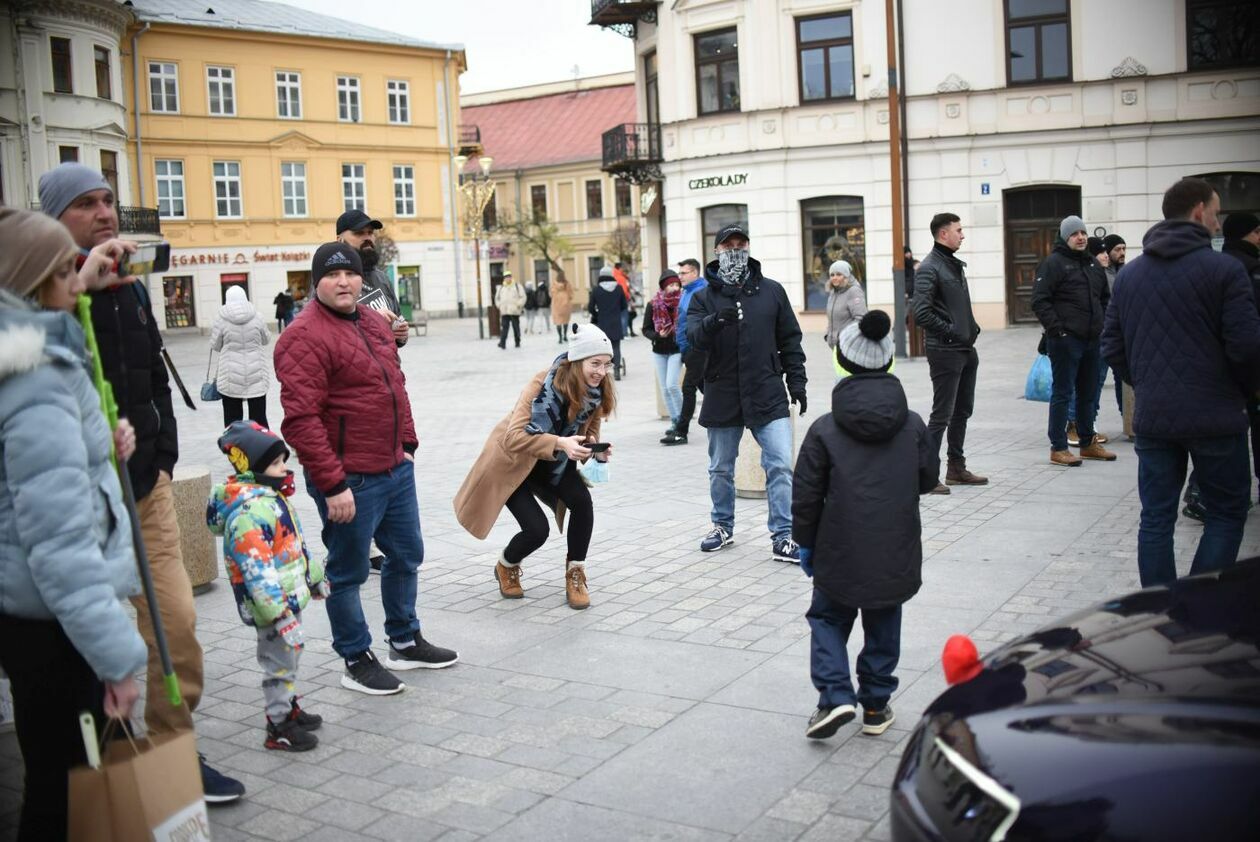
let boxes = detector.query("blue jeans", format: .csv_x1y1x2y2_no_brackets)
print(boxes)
1135,434,1250,588
807,588,901,710
306,459,424,658
1067,353,1109,423
706,417,793,542
653,352,683,422
1046,335,1099,450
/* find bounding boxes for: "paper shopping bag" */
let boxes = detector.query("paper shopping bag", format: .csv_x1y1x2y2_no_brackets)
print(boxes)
68,729,210,842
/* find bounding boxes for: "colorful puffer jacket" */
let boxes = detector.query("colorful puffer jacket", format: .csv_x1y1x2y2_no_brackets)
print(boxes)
206,476,324,627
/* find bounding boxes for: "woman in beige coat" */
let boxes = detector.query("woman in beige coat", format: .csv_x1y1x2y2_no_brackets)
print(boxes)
550,273,574,344
454,324,616,609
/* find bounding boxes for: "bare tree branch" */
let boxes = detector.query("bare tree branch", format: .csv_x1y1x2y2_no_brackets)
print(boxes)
493,210,575,284
602,222,641,270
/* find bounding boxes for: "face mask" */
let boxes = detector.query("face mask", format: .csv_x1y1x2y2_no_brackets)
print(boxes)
256,470,296,497
716,248,750,286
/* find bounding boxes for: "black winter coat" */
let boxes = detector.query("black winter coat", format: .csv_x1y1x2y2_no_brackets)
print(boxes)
792,374,939,609
1030,242,1110,340
89,283,178,501
1223,239,1260,316
588,280,626,341
911,244,980,351
685,258,806,429
641,299,680,355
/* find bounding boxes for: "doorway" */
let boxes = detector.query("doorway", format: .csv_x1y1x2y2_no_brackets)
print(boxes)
1003,186,1081,324
488,261,504,337
220,272,249,304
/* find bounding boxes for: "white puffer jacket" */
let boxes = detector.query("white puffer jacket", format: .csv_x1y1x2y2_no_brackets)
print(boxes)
210,286,270,399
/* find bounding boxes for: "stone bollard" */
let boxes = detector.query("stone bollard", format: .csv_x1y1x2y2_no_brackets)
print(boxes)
735,406,798,499
171,464,218,594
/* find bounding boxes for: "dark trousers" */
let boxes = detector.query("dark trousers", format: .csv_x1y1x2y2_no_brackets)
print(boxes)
503,461,594,564
611,340,622,373
675,350,707,436
806,589,901,711
1251,404,1260,500
222,395,269,430
556,323,570,343
1047,335,1100,450
499,315,521,348
1135,433,1250,587
0,616,114,842
926,347,978,463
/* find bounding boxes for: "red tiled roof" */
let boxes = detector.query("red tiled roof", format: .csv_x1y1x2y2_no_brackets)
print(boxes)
461,85,636,172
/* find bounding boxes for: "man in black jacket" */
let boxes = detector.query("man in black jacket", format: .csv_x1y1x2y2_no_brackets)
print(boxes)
38,163,244,804
1030,215,1117,466
686,225,807,563
911,213,986,493
1221,211,1260,501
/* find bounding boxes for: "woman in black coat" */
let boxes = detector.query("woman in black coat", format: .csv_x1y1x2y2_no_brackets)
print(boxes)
588,266,627,379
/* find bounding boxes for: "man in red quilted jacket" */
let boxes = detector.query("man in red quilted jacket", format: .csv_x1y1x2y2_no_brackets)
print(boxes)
275,243,458,696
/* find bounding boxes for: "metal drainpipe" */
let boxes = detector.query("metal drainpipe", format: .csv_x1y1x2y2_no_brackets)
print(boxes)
445,49,464,314
131,22,151,206
514,169,523,278
11,11,32,205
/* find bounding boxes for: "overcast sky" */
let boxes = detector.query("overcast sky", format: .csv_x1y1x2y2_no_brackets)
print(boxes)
285,0,636,95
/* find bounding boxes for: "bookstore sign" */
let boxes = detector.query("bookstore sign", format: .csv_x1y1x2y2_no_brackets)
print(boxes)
171,248,312,268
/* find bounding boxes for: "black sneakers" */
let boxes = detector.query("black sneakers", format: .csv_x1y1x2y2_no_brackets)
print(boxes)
806,704,856,740
862,705,896,736
199,755,246,803
387,632,459,671
660,431,688,445
265,718,318,752
342,650,405,695
287,697,322,730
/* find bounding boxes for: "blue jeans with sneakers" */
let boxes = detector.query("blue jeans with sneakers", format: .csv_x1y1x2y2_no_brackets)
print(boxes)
807,588,901,711
706,417,793,542
307,459,424,659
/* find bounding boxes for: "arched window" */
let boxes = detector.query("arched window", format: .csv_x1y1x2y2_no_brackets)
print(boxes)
801,196,864,311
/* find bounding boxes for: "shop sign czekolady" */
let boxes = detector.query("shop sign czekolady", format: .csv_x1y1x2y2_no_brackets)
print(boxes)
688,173,749,191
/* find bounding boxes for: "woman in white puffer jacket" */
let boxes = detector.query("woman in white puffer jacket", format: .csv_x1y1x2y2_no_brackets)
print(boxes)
210,285,271,427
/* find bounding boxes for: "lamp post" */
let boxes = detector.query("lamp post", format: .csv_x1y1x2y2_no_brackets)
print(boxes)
454,154,495,340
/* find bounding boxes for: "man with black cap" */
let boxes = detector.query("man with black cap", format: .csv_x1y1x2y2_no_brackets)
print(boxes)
275,242,458,697
38,163,245,804
336,209,408,347
685,224,807,564
1102,233,1126,289
1221,211,1260,501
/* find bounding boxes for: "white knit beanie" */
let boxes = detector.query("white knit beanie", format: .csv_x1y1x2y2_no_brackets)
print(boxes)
829,260,852,278
567,323,613,362
836,311,894,373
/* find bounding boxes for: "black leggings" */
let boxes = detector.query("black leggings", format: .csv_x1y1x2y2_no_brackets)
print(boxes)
504,461,593,564
556,323,570,343
222,395,269,429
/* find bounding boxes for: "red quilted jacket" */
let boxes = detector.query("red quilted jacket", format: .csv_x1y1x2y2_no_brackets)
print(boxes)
274,302,417,494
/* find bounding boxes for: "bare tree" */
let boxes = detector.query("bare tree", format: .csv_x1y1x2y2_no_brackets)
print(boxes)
375,227,400,265
493,210,575,284
602,221,641,272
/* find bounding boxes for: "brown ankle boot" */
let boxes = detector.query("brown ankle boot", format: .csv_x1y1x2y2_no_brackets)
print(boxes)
1050,449,1082,466
945,462,988,486
494,558,523,599
929,482,951,495
1066,422,1080,446
565,561,589,610
1080,441,1117,461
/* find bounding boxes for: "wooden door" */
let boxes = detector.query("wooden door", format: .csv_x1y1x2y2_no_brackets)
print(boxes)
1003,187,1080,325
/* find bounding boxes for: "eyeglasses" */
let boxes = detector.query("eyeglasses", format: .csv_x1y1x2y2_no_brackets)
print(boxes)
587,362,615,372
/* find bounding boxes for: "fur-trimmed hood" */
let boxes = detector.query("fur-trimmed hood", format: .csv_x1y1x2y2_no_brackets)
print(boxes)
0,289,87,382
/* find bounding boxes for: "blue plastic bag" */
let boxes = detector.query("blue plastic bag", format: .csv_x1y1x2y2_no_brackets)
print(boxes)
1025,354,1052,402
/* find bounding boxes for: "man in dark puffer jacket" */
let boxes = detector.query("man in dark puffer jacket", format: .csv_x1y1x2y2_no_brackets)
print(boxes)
1102,178,1260,588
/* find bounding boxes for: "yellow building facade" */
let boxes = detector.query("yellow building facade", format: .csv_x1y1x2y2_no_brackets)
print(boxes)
123,3,466,329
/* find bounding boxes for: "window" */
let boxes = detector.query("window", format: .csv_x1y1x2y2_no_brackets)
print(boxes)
95,46,111,99
276,71,301,118
588,255,604,285
483,189,497,231
281,162,307,217
586,180,603,219
616,179,633,216
695,28,740,115
534,258,550,286
797,13,855,102
645,51,660,127
58,146,79,163
207,66,235,116
701,204,748,253
162,276,195,328
393,165,416,216
155,160,186,219
801,196,865,311
342,163,366,211
212,160,242,218
148,62,179,113
100,151,118,196
337,76,361,122
531,185,548,219
1005,0,1071,85
387,80,410,124
1187,1,1260,71
51,37,72,93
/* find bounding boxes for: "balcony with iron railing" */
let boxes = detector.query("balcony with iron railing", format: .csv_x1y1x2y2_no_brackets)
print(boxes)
589,0,658,37
601,123,663,184
119,206,161,236
458,124,482,156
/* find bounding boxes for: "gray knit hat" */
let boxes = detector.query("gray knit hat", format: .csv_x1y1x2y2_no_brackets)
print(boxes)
567,323,613,362
38,162,113,221
1059,215,1086,241
835,311,894,374
829,260,853,278
598,265,614,278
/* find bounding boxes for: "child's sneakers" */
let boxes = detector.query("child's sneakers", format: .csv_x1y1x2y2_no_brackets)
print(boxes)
286,697,322,731
805,704,855,739
265,718,318,752
862,705,896,736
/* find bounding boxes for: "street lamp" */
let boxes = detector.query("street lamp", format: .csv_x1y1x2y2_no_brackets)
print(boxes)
454,154,495,340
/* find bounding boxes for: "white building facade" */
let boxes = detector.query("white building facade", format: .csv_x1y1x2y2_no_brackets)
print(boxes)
602,0,1260,329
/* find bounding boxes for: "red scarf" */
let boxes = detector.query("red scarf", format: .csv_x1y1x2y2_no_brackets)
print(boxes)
652,287,682,337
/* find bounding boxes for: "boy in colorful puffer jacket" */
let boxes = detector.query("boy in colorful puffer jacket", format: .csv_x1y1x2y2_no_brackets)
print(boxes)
207,421,328,752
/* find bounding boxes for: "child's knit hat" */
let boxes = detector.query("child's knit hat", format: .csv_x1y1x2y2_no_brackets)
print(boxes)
218,421,289,475
835,310,894,375
567,323,613,362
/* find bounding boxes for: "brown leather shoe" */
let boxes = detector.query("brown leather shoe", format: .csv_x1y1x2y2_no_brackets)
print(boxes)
945,463,989,486
1050,449,1083,466
565,562,590,610
1095,431,1109,444
494,559,524,599
929,482,951,495
1080,441,1117,461
1066,422,1080,447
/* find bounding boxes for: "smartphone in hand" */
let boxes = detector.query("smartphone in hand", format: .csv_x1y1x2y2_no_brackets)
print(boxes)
586,441,611,453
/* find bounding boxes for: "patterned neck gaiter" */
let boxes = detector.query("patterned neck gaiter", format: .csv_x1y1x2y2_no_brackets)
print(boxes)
716,248,750,287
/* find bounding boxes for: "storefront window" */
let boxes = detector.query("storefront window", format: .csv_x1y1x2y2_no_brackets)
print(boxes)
700,204,749,255
801,196,865,311
220,272,248,304
162,276,195,328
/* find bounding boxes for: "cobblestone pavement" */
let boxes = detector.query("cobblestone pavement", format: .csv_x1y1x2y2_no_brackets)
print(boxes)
3,314,1258,841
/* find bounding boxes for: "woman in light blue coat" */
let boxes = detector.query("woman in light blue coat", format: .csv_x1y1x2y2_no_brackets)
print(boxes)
0,208,147,842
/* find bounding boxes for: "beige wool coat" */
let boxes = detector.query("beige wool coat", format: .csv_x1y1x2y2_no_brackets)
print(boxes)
454,370,602,540
550,279,573,326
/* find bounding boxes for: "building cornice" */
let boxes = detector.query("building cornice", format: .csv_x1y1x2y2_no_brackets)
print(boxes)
14,0,133,38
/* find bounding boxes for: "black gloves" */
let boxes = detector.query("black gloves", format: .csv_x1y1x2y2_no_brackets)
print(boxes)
791,391,807,416
704,305,741,333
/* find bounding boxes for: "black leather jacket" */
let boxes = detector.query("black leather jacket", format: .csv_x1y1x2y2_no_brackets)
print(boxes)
912,244,980,352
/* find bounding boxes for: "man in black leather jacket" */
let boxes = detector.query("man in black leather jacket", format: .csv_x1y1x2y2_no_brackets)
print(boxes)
911,213,986,493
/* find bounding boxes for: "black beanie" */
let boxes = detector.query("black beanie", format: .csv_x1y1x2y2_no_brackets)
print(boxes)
218,421,289,475
1102,234,1125,252
1223,212,1260,242
1086,237,1106,256
311,241,363,286
658,268,679,288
